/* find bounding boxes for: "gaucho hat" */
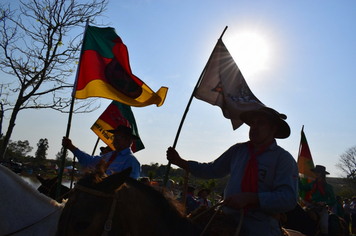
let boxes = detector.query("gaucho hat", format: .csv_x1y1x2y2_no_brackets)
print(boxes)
310,165,330,175
197,188,211,197
107,125,139,140
240,107,290,139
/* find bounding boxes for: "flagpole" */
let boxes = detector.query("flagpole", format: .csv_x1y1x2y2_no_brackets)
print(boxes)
56,97,75,197
298,125,304,158
163,26,228,189
56,19,90,199
92,137,100,155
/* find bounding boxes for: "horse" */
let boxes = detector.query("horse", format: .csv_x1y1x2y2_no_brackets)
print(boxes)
56,166,204,236
37,175,71,203
282,203,349,236
0,164,64,236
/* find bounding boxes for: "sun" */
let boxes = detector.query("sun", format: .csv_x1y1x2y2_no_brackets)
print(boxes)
224,31,270,77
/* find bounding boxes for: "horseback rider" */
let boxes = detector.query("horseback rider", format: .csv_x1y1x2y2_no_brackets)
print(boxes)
299,165,336,236
167,106,299,235
62,125,141,179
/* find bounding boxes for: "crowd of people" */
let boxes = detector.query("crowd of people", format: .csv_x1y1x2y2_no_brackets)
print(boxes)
338,196,356,235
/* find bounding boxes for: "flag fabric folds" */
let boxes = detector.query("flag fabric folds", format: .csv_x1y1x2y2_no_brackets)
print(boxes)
91,101,144,153
74,25,168,107
297,126,315,205
194,39,264,130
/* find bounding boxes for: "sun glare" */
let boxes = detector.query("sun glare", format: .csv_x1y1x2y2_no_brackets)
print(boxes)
225,32,270,77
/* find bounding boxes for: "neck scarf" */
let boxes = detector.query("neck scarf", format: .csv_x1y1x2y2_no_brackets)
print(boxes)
241,141,274,193
311,180,325,195
106,151,119,169
240,140,274,213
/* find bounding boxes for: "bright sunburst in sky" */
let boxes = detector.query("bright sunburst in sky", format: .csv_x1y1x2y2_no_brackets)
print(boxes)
225,32,270,77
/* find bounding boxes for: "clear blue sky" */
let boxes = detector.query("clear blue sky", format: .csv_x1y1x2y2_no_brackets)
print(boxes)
3,0,356,177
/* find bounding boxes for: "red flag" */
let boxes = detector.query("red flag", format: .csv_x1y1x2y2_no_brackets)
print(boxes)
297,126,315,205
194,39,264,130
74,25,168,107
91,101,144,153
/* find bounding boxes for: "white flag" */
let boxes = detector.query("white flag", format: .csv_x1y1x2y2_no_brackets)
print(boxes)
194,39,264,130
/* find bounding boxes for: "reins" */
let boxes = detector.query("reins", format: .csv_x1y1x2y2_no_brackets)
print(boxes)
73,184,120,236
190,201,244,236
3,207,62,236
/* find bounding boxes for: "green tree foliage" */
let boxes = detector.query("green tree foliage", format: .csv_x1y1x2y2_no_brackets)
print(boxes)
208,179,217,190
147,171,155,181
35,138,49,160
56,147,68,162
7,139,33,158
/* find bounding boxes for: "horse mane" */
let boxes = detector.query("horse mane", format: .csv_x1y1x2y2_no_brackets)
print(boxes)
126,177,186,217
75,159,108,187
0,164,63,207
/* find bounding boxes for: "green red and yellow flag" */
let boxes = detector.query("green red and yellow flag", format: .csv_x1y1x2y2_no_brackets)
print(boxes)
74,25,168,107
91,101,144,153
297,126,315,205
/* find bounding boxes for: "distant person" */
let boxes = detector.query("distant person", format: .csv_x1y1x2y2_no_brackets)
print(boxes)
343,198,352,231
179,185,198,215
351,196,356,234
197,188,212,207
140,177,151,185
167,107,299,235
167,179,175,198
332,195,344,218
62,125,141,179
299,165,336,236
100,145,113,155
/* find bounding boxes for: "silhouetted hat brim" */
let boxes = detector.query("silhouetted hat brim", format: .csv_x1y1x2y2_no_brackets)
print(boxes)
240,107,290,139
198,188,211,197
311,165,330,175
107,125,139,140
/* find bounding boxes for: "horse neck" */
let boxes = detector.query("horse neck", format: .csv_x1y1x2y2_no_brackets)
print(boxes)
115,182,198,236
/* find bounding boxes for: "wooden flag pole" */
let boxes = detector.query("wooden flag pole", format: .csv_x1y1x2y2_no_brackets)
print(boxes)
56,97,75,197
163,26,228,200
55,20,89,199
92,137,100,156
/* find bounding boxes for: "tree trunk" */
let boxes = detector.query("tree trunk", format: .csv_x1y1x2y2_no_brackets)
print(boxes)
1,101,21,159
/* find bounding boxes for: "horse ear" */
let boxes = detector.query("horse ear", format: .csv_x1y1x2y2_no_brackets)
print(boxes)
95,167,132,194
36,175,45,183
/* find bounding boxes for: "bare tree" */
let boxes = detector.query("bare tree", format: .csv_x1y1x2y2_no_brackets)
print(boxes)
0,0,108,158
336,146,356,189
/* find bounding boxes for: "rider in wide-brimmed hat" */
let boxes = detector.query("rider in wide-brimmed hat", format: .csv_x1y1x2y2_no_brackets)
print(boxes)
166,106,299,235
62,125,141,179
197,188,212,207
299,164,336,236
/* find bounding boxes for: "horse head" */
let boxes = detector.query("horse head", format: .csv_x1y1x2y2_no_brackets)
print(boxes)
37,175,71,203
37,175,58,194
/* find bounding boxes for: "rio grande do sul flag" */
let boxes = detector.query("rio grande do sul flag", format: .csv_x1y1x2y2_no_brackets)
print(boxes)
194,39,264,130
91,101,144,153
297,126,315,205
74,25,168,107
